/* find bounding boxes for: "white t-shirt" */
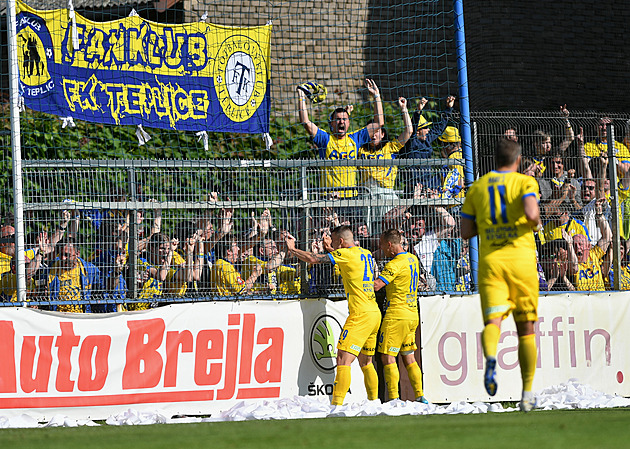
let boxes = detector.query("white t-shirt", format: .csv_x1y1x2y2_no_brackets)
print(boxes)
414,231,439,273
580,199,611,246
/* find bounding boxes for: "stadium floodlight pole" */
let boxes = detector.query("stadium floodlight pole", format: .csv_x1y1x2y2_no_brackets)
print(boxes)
453,0,478,289
7,0,28,303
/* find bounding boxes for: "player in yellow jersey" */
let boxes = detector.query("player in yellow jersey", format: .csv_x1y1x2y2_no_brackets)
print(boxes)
373,229,427,403
284,226,381,406
460,139,541,412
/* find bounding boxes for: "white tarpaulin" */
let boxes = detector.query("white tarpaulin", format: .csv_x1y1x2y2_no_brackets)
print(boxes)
1,380,628,428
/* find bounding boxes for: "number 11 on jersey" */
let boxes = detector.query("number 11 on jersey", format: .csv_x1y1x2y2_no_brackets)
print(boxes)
488,185,508,224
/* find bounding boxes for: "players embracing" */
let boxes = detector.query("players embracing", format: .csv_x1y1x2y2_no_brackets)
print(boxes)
284,226,381,406
374,229,428,403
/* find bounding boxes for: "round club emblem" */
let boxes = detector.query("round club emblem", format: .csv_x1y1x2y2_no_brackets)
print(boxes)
213,35,268,122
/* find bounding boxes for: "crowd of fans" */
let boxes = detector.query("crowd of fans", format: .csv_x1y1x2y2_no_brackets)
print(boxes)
508,108,630,292
2,83,628,311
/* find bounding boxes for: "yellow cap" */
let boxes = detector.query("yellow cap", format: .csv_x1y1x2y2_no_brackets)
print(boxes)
438,126,461,143
417,115,432,129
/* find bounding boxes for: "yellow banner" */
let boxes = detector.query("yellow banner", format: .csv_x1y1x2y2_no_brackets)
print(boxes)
16,0,272,131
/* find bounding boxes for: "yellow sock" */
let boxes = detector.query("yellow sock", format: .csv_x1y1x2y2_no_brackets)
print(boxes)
482,323,501,359
518,334,537,392
406,361,424,398
361,363,379,400
383,363,400,400
332,365,351,405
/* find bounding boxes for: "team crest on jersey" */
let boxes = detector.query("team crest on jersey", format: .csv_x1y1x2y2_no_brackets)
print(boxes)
213,35,268,123
309,314,342,372
17,13,54,98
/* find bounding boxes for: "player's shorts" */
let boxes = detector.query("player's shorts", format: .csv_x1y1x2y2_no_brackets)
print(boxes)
377,315,419,356
337,310,381,356
478,252,538,323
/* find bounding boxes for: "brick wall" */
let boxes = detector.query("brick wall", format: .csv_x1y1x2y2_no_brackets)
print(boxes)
183,0,630,113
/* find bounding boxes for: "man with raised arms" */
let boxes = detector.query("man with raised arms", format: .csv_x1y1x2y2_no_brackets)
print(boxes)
460,138,541,412
284,226,381,406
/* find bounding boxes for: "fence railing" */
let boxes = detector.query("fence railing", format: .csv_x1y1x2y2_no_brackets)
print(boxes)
4,110,630,310
7,157,467,310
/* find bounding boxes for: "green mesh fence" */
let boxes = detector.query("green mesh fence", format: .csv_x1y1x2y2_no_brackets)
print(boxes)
1,0,466,309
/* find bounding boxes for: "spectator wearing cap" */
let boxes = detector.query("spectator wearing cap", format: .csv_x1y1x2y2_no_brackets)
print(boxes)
584,117,630,163
402,96,455,160
439,126,464,199
399,96,455,192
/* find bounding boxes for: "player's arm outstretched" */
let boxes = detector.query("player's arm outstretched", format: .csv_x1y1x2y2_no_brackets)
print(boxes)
284,232,331,265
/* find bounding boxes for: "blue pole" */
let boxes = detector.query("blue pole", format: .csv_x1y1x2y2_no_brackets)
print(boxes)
453,0,478,289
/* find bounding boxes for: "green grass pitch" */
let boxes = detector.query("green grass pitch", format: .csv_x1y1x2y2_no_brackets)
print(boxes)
1,408,628,449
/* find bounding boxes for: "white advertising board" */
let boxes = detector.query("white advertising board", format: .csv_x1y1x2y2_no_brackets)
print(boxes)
420,293,630,402
0,299,366,420
1,292,628,419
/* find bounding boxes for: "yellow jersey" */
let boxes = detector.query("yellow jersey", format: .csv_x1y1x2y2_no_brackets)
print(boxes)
461,170,539,260
617,181,630,240
313,127,371,198
0,252,11,277
275,264,301,295
0,274,35,302
542,218,589,244
358,139,403,189
48,264,84,313
584,140,630,162
378,251,420,320
574,245,606,291
241,255,267,292
442,150,465,199
327,246,379,315
137,258,164,301
163,251,187,296
209,259,245,295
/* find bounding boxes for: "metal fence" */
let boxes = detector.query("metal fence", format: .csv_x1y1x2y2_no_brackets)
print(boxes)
7,156,465,310
472,111,630,293
4,109,630,310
